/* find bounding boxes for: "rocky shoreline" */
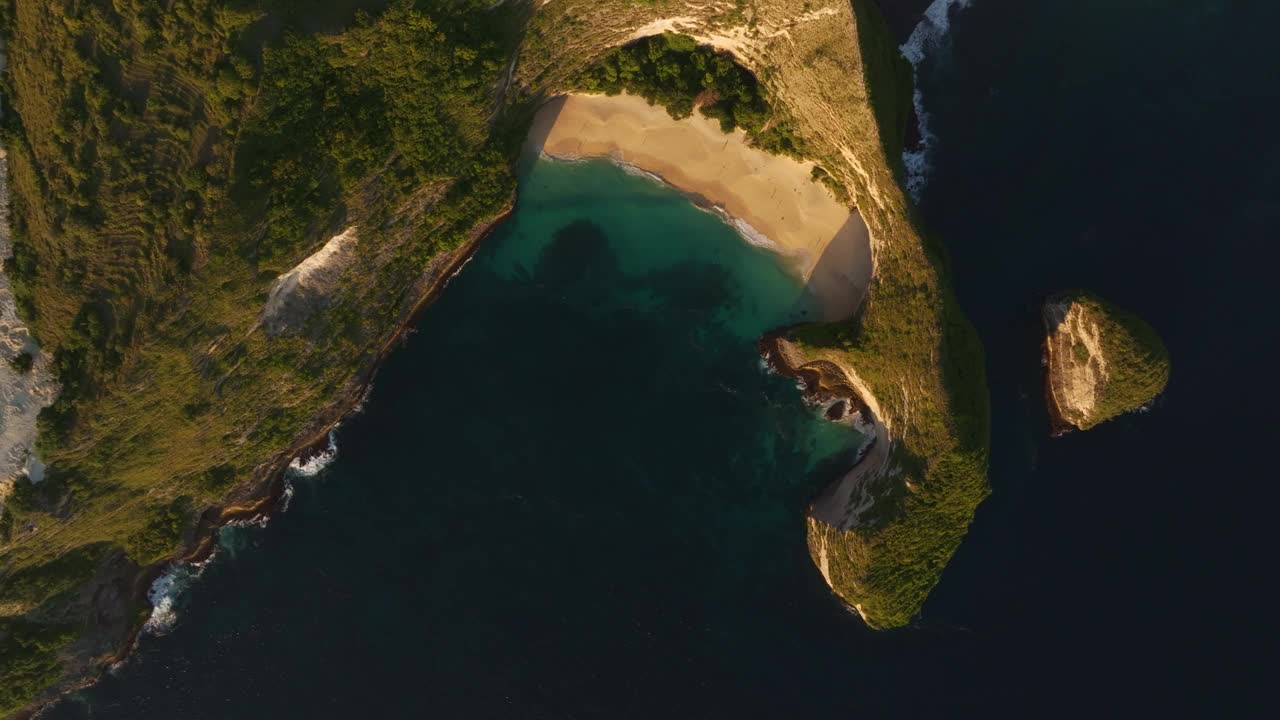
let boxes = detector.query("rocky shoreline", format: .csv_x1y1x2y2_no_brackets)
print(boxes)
1041,295,1080,437
1041,331,1075,438
758,330,890,532
18,203,515,720
759,330,872,423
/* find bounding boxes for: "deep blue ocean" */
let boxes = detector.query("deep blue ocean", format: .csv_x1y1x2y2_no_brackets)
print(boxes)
48,1,1274,716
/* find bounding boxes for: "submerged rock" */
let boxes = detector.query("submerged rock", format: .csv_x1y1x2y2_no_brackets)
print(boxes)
1042,291,1170,434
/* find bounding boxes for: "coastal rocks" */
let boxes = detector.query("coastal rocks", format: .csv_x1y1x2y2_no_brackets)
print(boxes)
760,331,908,627
1042,291,1170,434
259,227,359,336
0,141,59,514
759,334,893,529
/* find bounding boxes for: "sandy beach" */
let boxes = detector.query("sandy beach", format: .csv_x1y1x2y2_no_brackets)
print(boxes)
527,94,872,321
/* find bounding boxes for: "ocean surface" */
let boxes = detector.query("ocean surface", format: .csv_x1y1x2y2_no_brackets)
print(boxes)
49,1,1274,716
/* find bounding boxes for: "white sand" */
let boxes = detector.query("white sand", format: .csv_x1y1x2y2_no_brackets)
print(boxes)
527,94,872,321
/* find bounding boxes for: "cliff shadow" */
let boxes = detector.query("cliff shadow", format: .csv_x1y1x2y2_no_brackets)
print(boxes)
519,95,568,170
804,209,874,322
848,0,917,188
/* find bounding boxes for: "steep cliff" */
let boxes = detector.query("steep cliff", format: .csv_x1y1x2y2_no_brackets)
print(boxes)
0,1,989,713
1043,291,1169,434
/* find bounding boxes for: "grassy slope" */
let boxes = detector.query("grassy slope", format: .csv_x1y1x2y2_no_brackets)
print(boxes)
783,1,990,628
0,0,989,712
1055,291,1170,430
0,0,524,713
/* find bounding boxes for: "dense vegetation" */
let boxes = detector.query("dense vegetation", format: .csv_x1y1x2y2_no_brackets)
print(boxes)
1057,292,1170,429
574,32,811,159
794,291,989,628
0,0,524,713
0,619,78,716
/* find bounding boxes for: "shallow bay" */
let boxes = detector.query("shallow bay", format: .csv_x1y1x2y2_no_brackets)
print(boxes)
49,160,968,718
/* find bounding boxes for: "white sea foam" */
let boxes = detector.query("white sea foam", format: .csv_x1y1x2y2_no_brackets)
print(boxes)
352,385,374,415
616,161,666,186
287,428,338,477
448,252,477,281
142,554,214,635
278,476,295,513
900,0,974,200
543,154,790,266
224,514,270,529
539,150,587,165
730,217,779,251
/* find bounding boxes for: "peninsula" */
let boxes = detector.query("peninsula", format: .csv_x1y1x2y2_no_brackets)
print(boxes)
0,1,990,714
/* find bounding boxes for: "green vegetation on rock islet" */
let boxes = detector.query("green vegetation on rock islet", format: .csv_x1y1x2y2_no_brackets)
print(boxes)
1043,291,1169,432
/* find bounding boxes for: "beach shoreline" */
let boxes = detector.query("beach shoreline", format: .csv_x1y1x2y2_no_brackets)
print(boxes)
527,94,872,321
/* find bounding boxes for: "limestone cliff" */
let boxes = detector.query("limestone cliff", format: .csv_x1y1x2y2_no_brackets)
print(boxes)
1043,292,1170,434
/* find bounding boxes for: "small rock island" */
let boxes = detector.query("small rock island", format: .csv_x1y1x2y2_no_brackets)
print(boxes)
1042,292,1170,434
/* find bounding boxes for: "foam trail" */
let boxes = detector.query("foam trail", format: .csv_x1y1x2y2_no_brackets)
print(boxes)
901,0,973,200
278,476,296,512
616,161,665,186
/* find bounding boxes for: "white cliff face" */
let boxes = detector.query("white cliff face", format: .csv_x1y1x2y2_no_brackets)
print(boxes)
259,226,360,336
1043,299,1110,429
0,41,60,510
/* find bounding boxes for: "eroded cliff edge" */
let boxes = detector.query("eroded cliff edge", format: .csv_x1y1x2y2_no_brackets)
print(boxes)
0,1,989,713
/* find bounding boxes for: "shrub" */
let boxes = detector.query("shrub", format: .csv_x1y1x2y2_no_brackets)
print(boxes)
574,33,809,157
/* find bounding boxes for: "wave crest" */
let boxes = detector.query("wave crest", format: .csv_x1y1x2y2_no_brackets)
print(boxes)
288,428,338,477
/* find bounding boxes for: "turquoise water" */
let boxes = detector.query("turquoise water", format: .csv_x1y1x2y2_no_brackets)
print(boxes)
494,159,824,335
51,159,904,718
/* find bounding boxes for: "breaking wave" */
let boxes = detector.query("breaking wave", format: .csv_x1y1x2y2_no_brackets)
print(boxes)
142,555,215,635
616,160,666,186
278,476,296,513
287,428,338,477
727,216,778,251
141,427,342,635
901,0,974,200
